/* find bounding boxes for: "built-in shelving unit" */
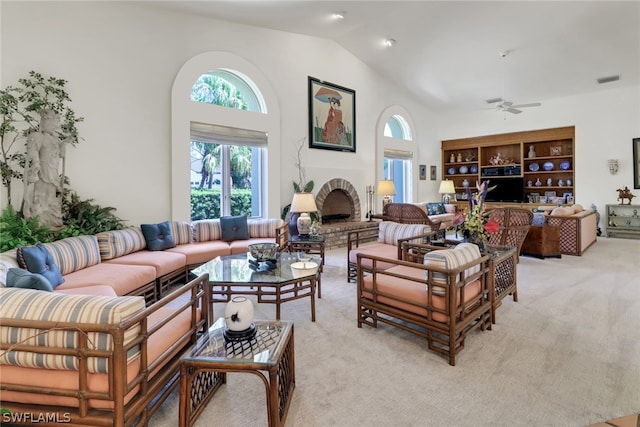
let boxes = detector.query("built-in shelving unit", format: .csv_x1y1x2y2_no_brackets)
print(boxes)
442,126,575,205
606,204,640,239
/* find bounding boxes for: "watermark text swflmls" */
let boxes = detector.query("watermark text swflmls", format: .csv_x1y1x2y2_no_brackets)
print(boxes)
1,410,71,423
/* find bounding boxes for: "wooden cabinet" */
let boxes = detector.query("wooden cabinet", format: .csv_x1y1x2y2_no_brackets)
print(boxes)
442,126,575,204
606,204,640,239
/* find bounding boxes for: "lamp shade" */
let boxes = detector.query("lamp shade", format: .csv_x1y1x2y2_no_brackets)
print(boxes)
377,180,396,196
438,180,455,194
290,192,318,213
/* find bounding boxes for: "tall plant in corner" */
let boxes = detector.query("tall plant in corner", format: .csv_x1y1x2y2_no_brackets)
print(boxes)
0,71,83,209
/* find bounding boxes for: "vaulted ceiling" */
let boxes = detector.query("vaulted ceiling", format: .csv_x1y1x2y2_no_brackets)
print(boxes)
150,1,640,114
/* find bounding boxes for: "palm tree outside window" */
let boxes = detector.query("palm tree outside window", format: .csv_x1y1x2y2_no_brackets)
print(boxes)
189,71,266,220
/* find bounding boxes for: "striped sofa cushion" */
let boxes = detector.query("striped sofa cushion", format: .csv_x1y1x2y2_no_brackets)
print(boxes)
0,288,144,373
193,219,222,242
41,235,101,276
378,221,430,246
423,243,482,295
96,228,146,260
170,221,193,245
247,218,284,238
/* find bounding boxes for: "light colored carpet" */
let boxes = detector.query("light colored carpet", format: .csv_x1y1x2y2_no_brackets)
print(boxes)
150,237,640,427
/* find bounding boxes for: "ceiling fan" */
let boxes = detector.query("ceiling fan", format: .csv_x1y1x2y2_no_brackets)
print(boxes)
487,51,542,115
488,99,542,115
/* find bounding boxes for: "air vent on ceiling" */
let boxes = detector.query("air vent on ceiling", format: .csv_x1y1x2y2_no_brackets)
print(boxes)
596,75,620,84
485,97,503,104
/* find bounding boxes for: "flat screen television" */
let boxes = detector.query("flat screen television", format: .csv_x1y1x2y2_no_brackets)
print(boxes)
484,177,525,203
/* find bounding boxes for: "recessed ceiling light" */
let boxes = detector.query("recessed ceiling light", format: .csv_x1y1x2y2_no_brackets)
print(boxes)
384,38,396,47
333,11,346,20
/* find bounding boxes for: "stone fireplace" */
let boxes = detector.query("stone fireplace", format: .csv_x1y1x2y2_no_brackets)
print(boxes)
314,179,372,249
315,178,361,223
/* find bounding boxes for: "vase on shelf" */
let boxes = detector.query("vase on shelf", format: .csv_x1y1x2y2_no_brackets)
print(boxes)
528,146,536,158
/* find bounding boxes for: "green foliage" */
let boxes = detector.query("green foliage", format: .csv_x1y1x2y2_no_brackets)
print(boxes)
0,193,126,251
55,191,125,239
190,189,253,221
0,205,52,252
1,71,84,207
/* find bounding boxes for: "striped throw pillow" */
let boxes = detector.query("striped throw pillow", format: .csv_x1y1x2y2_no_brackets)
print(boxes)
41,235,101,276
0,288,144,373
170,221,193,245
423,243,482,295
193,220,222,242
378,221,430,246
96,228,146,260
247,218,284,238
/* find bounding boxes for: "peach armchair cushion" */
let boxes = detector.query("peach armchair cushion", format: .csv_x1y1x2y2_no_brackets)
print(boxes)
0,288,145,373
361,264,482,323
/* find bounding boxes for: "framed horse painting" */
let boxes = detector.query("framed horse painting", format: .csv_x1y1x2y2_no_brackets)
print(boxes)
308,77,356,152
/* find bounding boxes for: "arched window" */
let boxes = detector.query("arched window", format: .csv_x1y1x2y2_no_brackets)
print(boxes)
384,115,412,140
378,108,417,203
171,52,281,222
189,71,266,219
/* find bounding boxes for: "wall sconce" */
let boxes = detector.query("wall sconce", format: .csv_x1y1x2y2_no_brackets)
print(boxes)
608,159,619,175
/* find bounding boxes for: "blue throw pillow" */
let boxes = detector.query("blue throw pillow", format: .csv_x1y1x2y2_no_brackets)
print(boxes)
141,221,176,251
426,202,446,216
16,243,64,288
6,268,53,291
220,215,249,242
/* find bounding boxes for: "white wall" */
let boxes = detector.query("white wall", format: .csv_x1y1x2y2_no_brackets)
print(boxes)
1,1,638,226
435,85,640,218
0,1,441,225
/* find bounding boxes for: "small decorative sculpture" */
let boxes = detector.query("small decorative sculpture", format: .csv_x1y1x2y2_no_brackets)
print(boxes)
457,153,462,162
616,186,635,205
528,146,536,158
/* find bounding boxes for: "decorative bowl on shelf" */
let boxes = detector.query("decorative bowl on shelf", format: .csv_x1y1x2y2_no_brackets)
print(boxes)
470,165,478,173
447,167,456,175
529,162,539,172
248,243,278,262
543,161,554,171
560,160,571,170
459,165,468,174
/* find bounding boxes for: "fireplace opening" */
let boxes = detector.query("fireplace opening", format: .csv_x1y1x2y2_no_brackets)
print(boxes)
321,190,351,223
315,178,362,224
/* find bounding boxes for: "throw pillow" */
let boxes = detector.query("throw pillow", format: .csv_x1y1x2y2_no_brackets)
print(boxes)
426,202,446,216
423,243,481,295
141,221,176,251
16,243,64,288
6,268,53,291
220,215,249,242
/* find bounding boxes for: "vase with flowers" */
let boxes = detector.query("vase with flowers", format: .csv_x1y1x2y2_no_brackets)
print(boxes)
452,180,500,252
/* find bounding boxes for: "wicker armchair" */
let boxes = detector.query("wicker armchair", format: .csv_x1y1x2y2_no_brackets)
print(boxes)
487,208,534,257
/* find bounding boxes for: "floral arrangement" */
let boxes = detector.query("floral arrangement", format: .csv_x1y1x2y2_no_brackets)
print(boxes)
453,180,500,245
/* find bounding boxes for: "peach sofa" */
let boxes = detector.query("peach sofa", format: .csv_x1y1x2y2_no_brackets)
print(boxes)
0,218,287,303
0,273,208,427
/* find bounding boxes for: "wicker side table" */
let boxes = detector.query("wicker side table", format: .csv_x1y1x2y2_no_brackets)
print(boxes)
485,244,518,324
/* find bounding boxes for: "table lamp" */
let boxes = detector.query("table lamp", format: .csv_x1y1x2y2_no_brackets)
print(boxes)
377,180,396,210
290,192,318,237
438,180,455,204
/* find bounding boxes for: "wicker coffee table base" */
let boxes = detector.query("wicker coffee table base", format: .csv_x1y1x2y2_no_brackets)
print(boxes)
179,325,295,427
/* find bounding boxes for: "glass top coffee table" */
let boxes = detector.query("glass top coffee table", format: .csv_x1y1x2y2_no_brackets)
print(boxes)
193,252,321,322
179,318,295,427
